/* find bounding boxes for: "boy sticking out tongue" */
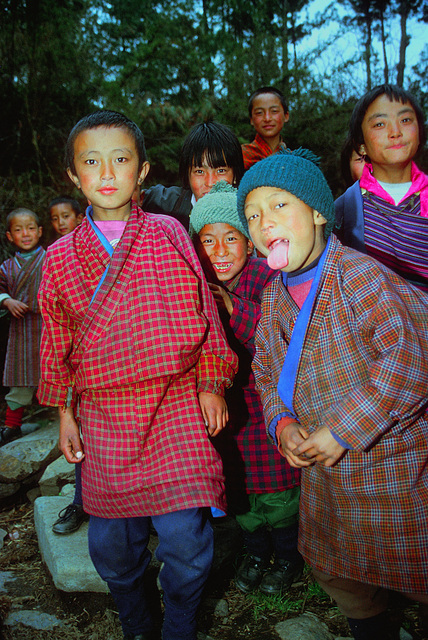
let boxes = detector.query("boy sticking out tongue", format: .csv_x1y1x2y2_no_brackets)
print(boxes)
237,148,428,640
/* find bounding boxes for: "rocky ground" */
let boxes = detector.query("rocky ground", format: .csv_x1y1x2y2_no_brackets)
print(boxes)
0,500,426,640
0,400,426,640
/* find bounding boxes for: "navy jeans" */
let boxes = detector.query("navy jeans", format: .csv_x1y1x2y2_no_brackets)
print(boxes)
88,508,213,640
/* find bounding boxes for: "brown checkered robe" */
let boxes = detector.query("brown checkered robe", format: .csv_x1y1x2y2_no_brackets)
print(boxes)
254,234,428,593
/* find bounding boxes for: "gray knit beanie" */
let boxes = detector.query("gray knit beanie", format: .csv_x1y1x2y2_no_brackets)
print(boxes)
189,181,250,239
237,148,335,238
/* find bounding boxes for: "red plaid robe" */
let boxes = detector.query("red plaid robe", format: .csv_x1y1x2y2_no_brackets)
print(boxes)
254,234,428,593
222,257,300,496
0,246,45,387
38,205,238,518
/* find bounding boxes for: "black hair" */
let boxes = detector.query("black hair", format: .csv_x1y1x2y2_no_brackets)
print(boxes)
65,110,147,174
6,208,40,231
178,121,244,189
349,84,426,157
48,196,81,217
248,87,289,118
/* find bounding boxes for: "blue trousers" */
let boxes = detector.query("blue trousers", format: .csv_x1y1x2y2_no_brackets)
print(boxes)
88,508,213,640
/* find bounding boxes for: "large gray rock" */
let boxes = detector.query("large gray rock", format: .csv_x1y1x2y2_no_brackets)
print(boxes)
39,455,75,496
4,610,64,630
0,421,61,503
275,613,335,640
0,421,60,483
34,495,109,593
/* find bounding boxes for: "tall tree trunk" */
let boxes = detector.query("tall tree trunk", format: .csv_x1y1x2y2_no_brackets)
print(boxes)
379,10,389,82
396,6,408,86
281,0,290,96
364,14,372,91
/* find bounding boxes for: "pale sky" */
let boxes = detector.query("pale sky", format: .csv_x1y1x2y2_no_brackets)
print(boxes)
297,0,426,97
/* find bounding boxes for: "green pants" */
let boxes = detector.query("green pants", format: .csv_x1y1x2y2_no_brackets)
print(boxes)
235,488,300,533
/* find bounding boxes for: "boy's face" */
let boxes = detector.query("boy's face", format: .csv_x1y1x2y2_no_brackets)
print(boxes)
361,95,419,174
189,154,235,201
50,203,83,236
6,214,42,252
244,187,327,272
250,93,289,141
67,126,149,219
197,222,253,282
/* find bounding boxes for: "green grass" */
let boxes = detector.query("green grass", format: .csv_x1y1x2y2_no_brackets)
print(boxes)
249,592,304,620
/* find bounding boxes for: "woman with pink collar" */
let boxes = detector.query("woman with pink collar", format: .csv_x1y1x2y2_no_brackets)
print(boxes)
335,84,428,293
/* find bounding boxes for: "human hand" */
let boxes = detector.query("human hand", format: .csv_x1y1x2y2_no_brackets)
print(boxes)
3,298,29,318
198,392,229,437
278,421,312,468
58,406,85,463
208,283,233,315
292,426,346,467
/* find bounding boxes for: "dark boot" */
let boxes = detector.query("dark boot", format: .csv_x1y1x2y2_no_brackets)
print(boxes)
235,554,269,593
0,425,22,446
347,612,400,640
259,557,304,595
52,503,89,534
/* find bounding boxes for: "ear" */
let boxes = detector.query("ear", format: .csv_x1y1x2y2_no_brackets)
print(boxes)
67,168,81,189
37,227,43,240
6,231,13,243
283,111,290,124
359,144,366,156
138,161,150,185
76,214,84,224
313,209,327,227
247,239,254,255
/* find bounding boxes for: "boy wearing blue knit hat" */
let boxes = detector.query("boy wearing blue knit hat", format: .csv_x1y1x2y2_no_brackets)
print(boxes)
237,148,428,640
190,181,303,595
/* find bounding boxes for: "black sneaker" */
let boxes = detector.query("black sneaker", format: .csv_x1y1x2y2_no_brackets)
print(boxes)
259,558,304,595
235,554,269,593
52,503,89,535
0,427,22,447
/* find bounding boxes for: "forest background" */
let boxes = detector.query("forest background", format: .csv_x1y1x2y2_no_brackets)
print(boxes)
1,0,427,254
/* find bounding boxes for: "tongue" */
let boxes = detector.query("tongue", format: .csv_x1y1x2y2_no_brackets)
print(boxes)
267,241,289,270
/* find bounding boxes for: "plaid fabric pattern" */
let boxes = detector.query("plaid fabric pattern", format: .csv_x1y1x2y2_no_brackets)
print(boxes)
241,134,284,171
225,257,300,494
254,234,428,592
0,247,45,387
38,204,238,518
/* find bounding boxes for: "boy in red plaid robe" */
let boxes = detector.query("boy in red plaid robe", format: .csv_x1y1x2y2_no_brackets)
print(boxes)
237,148,428,640
37,111,237,640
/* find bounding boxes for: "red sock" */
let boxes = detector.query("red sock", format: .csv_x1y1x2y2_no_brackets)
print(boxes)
5,406,25,429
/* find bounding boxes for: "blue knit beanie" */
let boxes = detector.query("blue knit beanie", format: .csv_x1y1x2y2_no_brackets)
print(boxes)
189,181,250,239
237,148,335,238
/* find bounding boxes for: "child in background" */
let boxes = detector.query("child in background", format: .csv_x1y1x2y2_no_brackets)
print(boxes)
49,196,83,238
237,147,428,640
48,195,87,534
142,121,244,229
241,87,289,171
0,209,44,445
190,181,302,595
339,135,366,189
37,110,237,640
335,84,428,293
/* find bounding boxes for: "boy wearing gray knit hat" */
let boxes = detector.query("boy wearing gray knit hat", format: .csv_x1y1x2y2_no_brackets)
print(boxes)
190,180,304,596
237,147,428,639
